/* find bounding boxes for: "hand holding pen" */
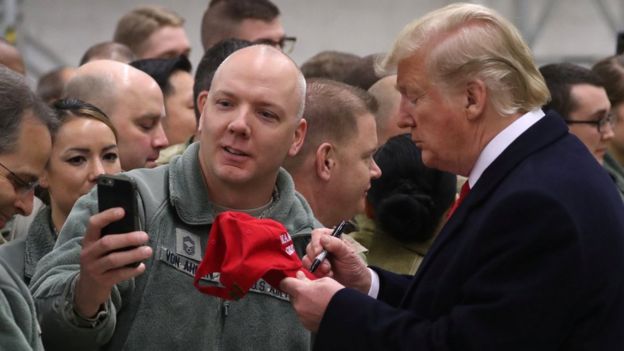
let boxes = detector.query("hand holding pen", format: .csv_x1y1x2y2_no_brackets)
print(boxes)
309,220,351,273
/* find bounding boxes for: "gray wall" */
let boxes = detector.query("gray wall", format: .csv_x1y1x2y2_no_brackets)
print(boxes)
16,0,624,80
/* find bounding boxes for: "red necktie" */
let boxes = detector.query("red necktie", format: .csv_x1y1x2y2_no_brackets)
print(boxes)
447,181,470,219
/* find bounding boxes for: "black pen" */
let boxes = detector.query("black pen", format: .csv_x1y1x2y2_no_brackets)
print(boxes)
309,220,350,273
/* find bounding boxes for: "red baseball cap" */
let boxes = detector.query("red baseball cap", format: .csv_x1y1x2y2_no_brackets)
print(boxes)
194,211,315,300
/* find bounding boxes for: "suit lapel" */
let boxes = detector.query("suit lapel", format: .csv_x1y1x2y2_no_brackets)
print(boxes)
400,112,569,304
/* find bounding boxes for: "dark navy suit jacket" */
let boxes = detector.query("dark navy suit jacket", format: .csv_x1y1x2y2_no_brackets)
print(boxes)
315,112,624,351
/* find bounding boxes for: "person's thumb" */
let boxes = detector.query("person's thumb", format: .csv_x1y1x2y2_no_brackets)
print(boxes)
296,270,309,280
280,275,303,295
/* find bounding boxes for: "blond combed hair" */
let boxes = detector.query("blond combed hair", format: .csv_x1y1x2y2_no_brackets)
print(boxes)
383,3,550,116
114,5,184,55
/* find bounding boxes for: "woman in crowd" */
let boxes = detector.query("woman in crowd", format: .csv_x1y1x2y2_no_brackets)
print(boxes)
0,98,121,283
350,133,457,274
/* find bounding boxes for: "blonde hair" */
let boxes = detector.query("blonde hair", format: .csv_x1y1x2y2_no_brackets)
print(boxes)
114,5,184,56
383,3,549,116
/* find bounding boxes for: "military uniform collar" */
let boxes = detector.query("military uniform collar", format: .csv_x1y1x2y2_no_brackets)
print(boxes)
168,142,299,226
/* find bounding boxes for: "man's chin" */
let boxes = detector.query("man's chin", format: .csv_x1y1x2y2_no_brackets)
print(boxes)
145,160,158,168
213,165,254,185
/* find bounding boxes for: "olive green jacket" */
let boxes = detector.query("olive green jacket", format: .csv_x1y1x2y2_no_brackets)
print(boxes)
0,206,56,285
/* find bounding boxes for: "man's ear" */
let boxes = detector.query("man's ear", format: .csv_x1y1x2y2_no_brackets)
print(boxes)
315,142,335,181
39,170,49,189
197,91,209,116
288,118,308,157
196,91,209,133
464,79,487,121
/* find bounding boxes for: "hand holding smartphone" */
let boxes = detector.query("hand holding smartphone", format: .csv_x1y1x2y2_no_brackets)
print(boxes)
98,174,138,235
97,174,142,267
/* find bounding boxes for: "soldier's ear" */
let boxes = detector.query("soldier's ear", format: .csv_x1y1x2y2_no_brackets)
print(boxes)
197,90,209,115
288,119,307,157
315,142,335,181
39,170,49,189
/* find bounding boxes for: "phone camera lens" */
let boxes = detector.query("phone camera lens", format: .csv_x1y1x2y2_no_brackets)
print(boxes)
100,177,113,186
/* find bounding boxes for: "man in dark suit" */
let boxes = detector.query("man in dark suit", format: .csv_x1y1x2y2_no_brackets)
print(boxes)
281,3,624,350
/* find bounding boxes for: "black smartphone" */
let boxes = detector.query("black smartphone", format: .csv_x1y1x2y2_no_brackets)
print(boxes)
617,31,624,55
97,174,141,267
97,174,139,235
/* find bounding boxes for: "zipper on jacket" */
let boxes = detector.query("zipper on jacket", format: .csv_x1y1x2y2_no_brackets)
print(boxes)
216,300,229,350
223,301,230,317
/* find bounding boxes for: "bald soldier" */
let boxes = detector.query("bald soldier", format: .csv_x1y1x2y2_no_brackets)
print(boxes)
64,60,168,170
368,75,410,146
31,45,318,351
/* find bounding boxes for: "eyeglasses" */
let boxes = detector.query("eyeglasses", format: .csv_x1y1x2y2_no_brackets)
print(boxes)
566,113,615,134
0,160,38,195
254,36,297,54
